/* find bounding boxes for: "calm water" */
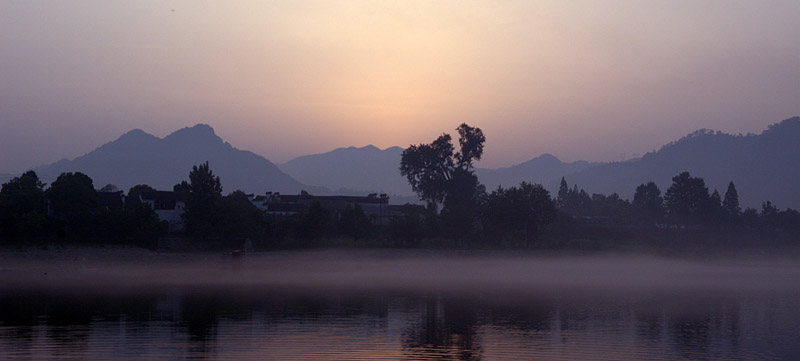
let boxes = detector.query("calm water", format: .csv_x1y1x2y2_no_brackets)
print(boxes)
1,251,799,360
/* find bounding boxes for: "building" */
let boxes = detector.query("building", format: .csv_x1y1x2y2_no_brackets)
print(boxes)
97,190,125,211
249,192,393,222
139,191,186,232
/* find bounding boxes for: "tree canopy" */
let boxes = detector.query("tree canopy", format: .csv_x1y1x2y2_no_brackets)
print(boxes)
664,171,709,221
47,172,97,221
400,123,485,205
0,171,47,236
181,161,223,236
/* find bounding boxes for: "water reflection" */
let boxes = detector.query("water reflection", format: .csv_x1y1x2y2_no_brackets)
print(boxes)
0,287,798,360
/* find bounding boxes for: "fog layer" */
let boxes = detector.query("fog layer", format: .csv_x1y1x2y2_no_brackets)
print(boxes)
2,249,797,294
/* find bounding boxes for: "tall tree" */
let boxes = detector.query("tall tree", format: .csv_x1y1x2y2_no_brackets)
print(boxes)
557,177,569,209
632,181,663,224
47,172,97,221
705,189,724,224
400,124,486,239
0,171,47,238
182,162,223,236
480,182,555,245
400,123,485,206
46,172,97,238
664,171,709,222
722,181,740,218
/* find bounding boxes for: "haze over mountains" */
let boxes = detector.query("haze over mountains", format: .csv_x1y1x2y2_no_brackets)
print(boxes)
30,124,310,194
13,117,800,209
562,117,800,209
281,117,800,209
280,145,411,196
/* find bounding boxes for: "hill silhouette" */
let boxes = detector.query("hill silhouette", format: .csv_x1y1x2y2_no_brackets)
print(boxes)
32,124,310,194
280,145,412,196
277,118,799,209
562,117,800,208
16,117,800,209
476,154,598,192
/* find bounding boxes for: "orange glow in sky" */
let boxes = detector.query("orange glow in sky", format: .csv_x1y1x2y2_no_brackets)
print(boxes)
1,1,798,172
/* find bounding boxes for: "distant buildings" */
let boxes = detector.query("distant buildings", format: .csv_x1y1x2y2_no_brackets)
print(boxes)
248,192,398,223
97,191,125,211
121,190,402,233
138,191,186,232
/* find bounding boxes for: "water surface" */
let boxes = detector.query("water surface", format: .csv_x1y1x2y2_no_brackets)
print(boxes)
1,250,798,360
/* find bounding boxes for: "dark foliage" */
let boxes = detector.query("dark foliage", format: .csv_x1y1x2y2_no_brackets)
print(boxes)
480,182,555,245
181,162,223,237
0,171,47,238
632,182,664,225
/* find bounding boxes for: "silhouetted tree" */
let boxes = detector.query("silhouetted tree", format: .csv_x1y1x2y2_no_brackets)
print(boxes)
557,177,569,209
387,204,428,246
705,189,724,224
400,124,486,239
99,184,119,192
632,181,664,225
400,123,485,207
182,162,223,237
0,171,47,239
126,184,157,207
294,200,330,242
741,207,760,229
722,181,740,219
47,172,97,220
776,208,800,233
338,203,370,240
46,172,97,238
440,168,484,240
590,192,631,223
173,180,191,196
216,190,265,244
664,172,709,223
481,182,555,245
556,179,592,216
761,201,780,230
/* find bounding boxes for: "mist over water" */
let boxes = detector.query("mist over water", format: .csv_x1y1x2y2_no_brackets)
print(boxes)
1,250,799,360
3,250,799,293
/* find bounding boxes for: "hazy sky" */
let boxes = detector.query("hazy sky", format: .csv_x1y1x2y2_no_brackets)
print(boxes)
1,1,798,173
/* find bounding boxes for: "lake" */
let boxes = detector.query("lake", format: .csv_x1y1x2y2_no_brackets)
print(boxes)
1,249,798,360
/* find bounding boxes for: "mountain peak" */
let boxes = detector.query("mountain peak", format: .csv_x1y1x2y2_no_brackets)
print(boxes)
116,128,156,142
536,153,560,162
164,123,221,143
764,116,800,134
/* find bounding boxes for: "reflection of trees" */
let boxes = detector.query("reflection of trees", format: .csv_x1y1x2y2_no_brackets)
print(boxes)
665,297,741,359
669,315,711,357
402,295,482,361
487,296,554,333
634,310,663,342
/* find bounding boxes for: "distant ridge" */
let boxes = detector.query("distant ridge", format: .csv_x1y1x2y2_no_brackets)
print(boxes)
15,117,800,209
280,145,411,196
561,117,800,208
476,154,599,192
32,124,311,194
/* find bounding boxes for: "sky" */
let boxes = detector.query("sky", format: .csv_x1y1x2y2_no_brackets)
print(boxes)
1,1,798,174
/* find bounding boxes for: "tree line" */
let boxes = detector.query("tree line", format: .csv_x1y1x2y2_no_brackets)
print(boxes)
1,125,798,249
398,124,800,247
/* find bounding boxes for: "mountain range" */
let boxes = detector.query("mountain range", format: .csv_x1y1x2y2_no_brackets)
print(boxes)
31,124,313,195
15,117,800,209
280,145,411,196
277,117,800,209
562,117,800,209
